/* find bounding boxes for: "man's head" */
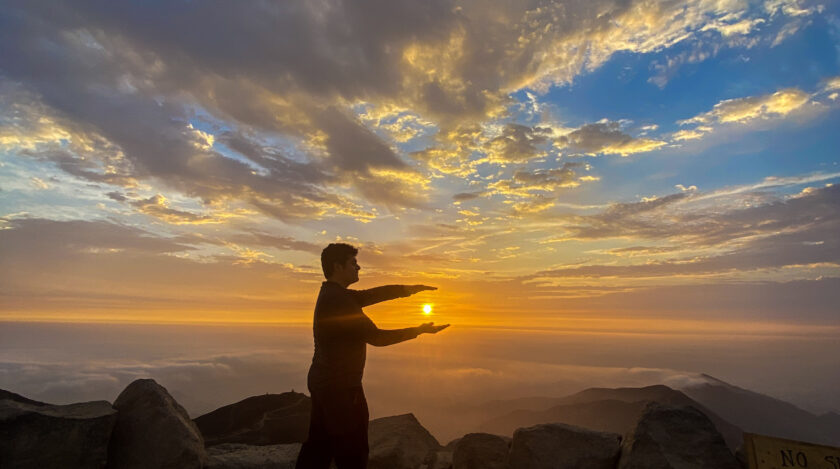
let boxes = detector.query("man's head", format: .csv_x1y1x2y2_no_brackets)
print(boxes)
321,243,360,286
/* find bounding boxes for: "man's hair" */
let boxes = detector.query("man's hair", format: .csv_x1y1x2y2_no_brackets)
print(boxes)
321,243,358,279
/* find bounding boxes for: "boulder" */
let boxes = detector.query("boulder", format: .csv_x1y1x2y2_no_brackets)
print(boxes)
0,398,117,469
444,438,461,451
452,433,509,469
508,423,621,469
195,392,310,446
207,443,302,469
368,413,441,469
107,379,208,469
431,450,453,469
618,403,741,469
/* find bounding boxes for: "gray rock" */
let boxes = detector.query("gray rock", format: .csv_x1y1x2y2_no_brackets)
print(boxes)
0,398,117,469
508,423,621,469
452,433,509,469
431,450,453,469
368,413,441,469
0,389,47,407
194,392,310,446
618,403,741,469
444,438,461,451
107,379,208,469
207,443,302,469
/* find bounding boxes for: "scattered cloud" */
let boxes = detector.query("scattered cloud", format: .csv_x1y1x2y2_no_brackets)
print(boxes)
556,121,666,157
1,0,815,218
681,88,811,126
484,124,552,163
29,177,49,190
129,195,226,225
488,162,596,198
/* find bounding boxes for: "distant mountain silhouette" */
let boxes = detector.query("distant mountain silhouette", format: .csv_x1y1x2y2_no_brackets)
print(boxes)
679,373,840,446
818,411,840,430
477,374,840,450
479,384,743,451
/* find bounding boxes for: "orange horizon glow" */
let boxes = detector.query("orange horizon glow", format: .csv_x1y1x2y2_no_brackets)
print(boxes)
2,312,837,340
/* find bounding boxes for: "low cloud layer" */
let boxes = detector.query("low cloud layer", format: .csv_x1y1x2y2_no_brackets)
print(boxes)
1,322,837,443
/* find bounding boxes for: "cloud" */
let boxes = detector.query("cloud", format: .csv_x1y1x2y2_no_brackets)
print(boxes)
29,177,49,190
484,124,552,163
821,76,840,93
129,195,223,225
0,217,194,256
0,2,438,218
452,191,486,202
701,18,766,38
0,217,324,317
488,162,596,198
671,128,710,141
647,0,822,87
556,121,666,157
561,182,840,246
312,108,408,172
668,84,833,145
1,0,799,217
523,183,840,286
227,232,322,254
681,88,811,125
410,124,484,176
106,191,128,202
511,196,557,216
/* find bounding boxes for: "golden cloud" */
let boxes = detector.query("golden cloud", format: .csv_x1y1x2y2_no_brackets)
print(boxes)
131,194,241,225
556,121,666,157
681,88,810,126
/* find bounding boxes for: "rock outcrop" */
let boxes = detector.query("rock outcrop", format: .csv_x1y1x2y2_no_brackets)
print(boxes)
508,422,621,469
207,443,302,469
368,413,442,469
618,403,741,469
481,384,743,452
0,389,47,407
195,392,311,446
0,398,117,469
452,432,509,469
107,379,208,469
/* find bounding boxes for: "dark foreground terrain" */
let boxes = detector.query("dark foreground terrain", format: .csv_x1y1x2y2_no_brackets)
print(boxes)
2,373,837,468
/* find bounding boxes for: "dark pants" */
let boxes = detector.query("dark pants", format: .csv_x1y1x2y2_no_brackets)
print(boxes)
295,385,369,469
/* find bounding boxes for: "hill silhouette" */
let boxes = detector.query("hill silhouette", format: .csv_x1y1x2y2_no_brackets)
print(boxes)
478,384,743,451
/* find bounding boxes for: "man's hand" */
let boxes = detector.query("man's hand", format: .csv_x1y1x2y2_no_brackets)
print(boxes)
405,285,437,295
417,322,450,335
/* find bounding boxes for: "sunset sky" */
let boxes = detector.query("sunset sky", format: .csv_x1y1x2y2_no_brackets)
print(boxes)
1,0,839,334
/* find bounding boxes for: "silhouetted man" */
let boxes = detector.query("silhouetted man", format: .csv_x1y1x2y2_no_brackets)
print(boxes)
295,243,449,469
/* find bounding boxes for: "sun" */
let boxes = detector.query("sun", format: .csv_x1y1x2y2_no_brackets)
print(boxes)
422,304,432,315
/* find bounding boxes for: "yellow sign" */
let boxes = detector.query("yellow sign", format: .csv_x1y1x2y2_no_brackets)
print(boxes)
744,433,840,469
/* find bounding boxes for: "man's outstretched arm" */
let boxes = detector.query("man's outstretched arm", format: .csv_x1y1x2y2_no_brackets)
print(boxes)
349,284,437,308
365,322,450,347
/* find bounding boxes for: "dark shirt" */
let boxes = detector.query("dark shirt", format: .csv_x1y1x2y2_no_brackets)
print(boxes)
307,281,418,391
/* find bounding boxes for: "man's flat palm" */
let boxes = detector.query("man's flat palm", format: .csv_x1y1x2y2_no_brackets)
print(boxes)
419,322,449,334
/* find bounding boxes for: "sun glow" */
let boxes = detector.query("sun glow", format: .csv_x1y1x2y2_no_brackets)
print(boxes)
422,304,433,315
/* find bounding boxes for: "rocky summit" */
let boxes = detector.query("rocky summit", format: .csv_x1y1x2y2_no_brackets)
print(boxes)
0,380,751,469
194,392,311,446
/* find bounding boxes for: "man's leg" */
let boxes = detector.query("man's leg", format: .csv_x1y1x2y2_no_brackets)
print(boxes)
295,389,333,469
330,387,369,469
